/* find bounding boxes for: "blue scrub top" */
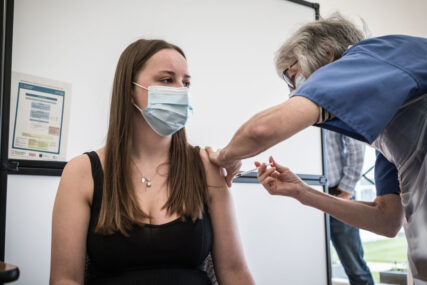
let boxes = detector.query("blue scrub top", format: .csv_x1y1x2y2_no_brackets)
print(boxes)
294,35,427,195
375,152,401,196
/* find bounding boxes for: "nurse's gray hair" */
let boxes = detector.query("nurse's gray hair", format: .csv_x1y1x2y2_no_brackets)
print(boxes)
275,13,364,77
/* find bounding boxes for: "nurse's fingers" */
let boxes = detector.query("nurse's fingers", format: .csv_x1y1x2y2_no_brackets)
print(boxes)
258,164,276,182
261,176,277,194
269,156,287,173
256,162,268,178
205,146,221,166
225,160,241,187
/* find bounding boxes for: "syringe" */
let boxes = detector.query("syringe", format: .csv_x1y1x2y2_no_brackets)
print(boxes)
235,163,273,177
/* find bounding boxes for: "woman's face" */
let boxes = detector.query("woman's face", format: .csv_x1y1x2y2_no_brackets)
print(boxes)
133,48,190,109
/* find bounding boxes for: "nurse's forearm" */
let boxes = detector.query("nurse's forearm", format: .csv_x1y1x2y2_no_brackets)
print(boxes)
297,185,404,237
220,96,319,164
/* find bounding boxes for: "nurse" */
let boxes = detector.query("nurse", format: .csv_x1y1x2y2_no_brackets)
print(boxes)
207,14,427,282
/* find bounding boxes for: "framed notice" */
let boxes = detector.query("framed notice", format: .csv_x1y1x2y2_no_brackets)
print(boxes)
8,72,71,162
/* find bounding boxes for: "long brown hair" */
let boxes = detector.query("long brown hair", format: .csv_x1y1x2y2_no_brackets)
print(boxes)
96,39,207,235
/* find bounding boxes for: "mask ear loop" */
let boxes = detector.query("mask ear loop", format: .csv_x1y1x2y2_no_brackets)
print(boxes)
132,102,143,112
131,82,148,111
132,82,149,90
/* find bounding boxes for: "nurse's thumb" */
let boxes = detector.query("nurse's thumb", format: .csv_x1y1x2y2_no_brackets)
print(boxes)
269,156,287,173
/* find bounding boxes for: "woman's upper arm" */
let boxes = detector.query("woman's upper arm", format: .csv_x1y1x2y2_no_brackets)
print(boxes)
199,149,252,282
50,155,93,284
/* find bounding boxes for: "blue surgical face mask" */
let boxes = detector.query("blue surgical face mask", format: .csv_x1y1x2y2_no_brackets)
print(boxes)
288,73,307,98
132,82,193,136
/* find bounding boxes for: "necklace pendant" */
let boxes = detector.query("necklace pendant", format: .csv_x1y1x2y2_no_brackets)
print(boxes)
146,178,152,188
141,177,146,183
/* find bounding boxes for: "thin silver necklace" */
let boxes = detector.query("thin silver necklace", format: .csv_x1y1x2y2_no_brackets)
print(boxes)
131,159,153,188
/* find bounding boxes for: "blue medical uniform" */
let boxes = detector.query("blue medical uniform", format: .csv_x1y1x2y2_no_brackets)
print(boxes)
294,35,427,281
294,35,427,196
374,152,400,196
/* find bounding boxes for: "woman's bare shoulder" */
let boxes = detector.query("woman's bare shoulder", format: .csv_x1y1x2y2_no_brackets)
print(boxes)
59,148,103,204
63,154,91,177
65,147,105,174
199,147,228,196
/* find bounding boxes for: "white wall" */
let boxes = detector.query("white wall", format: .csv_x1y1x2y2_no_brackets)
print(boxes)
316,0,427,37
6,175,59,285
231,185,326,285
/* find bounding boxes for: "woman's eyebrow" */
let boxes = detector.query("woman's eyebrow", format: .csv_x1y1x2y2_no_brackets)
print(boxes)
159,70,191,79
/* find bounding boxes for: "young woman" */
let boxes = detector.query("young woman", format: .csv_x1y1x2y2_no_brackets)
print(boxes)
50,39,254,285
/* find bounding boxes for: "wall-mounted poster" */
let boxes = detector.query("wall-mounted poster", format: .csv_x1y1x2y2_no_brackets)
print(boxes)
9,72,71,161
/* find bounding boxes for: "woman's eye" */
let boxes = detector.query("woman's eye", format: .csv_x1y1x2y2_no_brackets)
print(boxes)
184,81,191,87
160,78,173,84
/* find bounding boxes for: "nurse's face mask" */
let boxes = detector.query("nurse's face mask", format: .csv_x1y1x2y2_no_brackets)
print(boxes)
282,59,307,97
132,82,193,136
289,73,307,97
289,74,307,97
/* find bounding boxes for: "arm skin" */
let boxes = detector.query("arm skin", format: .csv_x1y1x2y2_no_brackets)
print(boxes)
335,188,353,199
200,149,255,285
256,156,404,238
50,155,93,285
298,185,403,237
206,96,319,186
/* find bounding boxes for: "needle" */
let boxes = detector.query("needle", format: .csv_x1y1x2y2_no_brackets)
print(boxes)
235,163,273,177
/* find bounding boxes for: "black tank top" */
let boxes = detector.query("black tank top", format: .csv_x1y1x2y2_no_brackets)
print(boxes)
85,151,213,285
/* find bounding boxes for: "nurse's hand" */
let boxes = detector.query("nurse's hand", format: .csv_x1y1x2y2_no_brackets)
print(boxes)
256,156,305,198
205,146,242,187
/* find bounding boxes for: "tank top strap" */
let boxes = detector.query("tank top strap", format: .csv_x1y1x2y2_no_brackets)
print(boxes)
84,151,103,211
